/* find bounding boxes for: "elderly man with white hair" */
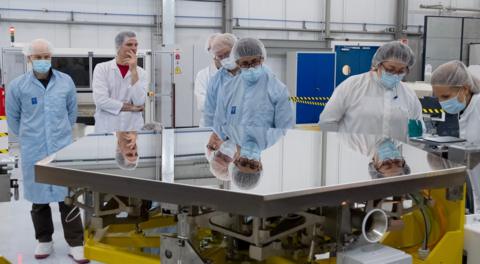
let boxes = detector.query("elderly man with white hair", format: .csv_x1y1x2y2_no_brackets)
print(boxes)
92,31,148,133
6,39,88,263
202,33,239,128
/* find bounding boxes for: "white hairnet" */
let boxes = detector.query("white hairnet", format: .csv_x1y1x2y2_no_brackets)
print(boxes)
210,33,238,55
209,159,230,180
229,163,261,190
23,38,54,56
204,33,221,53
115,31,136,50
372,41,415,69
468,65,480,79
232,37,267,61
431,60,480,94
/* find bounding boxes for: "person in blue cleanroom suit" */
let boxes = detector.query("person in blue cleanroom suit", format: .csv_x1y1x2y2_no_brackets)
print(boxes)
202,33,240,128
213,37,294,134
6,39,89,263
224,125,286,189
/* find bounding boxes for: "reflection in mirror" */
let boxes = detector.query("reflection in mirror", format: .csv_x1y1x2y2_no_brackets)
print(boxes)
339,134,411,178
205,126,285,189
41,128,463,197
115,131,139,170
368,138,411,178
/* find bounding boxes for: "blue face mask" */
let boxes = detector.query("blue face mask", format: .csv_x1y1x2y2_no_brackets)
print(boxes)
380,70,404,89
32,59,51,74
241,66,264,84
439,93,466,114
376,139,402,162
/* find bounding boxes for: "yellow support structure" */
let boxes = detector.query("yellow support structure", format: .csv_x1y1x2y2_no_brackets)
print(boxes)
85,239,160,264
85,214,176,264
0,256,10,264
383,187,465,264
83,186,464,264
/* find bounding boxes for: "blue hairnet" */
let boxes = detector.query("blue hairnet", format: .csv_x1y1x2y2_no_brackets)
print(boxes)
372,41,415,69
232,38,267,61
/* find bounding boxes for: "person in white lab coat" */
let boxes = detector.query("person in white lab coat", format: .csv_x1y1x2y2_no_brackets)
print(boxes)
194,33,221,126
92,31,148,133
431,60,480,214
319,41,423,142
431,60,480,143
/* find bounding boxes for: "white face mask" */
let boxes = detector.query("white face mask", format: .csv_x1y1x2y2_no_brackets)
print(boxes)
220,57,237,70
205,146,215,162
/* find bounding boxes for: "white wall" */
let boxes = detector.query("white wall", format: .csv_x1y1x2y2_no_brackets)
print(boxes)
2,0,479,50
1,0,479,125
0,0,155,49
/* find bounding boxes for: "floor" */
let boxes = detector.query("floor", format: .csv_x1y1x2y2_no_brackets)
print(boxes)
0,146,100,264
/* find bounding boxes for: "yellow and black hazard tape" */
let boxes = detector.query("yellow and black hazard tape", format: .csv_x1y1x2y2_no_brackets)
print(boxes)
0,116,5,120
290,96,330,102
0,149,8,154
0,132,7,137
290,97,445,114
291,100,327,106
422,108,444,114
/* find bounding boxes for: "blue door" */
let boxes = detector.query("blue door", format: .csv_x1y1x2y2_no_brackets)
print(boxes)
335,45,378,86
296,53,335,124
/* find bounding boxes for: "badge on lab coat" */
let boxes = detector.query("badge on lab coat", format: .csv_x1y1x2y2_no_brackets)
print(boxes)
231,106,236,114
31,97,37,105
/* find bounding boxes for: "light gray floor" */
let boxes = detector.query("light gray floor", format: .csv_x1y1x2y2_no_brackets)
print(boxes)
0,146,100,264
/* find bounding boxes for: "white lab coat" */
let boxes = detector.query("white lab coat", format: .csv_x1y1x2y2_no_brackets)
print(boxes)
319,71,423,142
92,59,147,133
194,63,218,126
459,93,480,143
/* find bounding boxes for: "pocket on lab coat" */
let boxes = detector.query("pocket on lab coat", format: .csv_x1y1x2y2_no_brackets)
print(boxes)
52,95,69,119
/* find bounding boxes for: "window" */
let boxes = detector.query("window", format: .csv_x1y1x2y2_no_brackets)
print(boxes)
92,57,144,72
51,57,89,87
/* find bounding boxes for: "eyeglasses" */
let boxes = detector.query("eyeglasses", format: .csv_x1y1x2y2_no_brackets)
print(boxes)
206,144,218,151
237,57,262,69
377,159,405,170
215,151,233,163
235,157,261,170
381,63,408,75
214,52,231,61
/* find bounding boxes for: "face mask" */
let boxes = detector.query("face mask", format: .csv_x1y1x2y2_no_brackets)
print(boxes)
440,92,466,114
32,59,51,74
241,66,264,84
219,141,236,159
376,139,402,162
205,146,215,162
380,70,404,89
220,57,237,70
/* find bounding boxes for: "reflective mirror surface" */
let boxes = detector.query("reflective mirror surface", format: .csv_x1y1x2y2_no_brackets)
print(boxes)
43,127,463,196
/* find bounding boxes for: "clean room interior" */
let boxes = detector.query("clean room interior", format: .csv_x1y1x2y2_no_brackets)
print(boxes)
1,1,480,263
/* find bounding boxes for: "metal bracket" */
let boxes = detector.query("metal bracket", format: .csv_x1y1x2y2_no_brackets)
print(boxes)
160,235,206,264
